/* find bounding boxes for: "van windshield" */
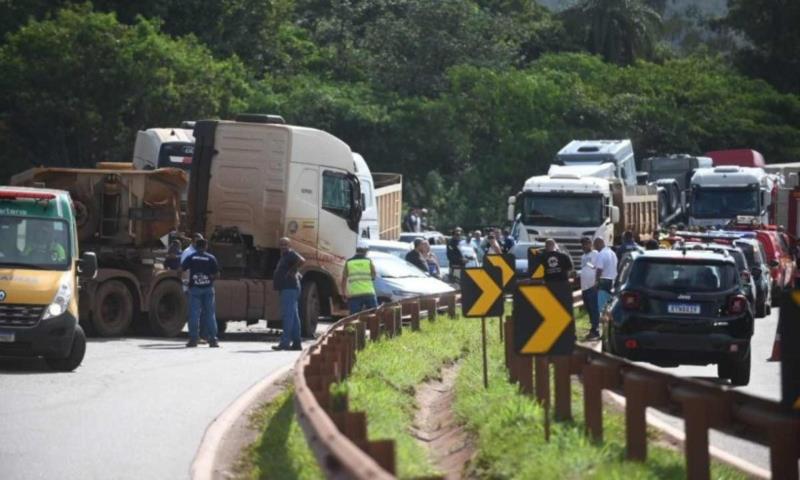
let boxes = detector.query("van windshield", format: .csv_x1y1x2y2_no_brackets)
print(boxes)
0,217,71,270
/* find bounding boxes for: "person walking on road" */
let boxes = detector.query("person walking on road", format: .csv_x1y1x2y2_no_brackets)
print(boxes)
446,228,465,282
181,238,220,348
272,237,305,351
580,237,600,340
342,241,378,314
594,237,618,313
405,238,429,273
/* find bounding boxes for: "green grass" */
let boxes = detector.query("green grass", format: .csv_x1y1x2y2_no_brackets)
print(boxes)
341,316,477,478
237,388,323,480
453,316,748,480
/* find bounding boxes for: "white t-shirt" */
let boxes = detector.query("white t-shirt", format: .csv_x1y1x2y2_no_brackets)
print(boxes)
580,250,598,291
596,246,618,281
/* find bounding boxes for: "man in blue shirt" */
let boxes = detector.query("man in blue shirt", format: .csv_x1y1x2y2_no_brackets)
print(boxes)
181,238,220,348
272,237,306,351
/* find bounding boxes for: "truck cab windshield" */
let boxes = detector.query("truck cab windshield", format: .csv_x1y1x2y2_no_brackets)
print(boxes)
692,187,759,218
0,217,71,270
522,194,604,227
157,142,194,171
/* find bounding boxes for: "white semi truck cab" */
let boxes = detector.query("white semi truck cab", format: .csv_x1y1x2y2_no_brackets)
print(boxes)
688,166,777,228
509,139,652,267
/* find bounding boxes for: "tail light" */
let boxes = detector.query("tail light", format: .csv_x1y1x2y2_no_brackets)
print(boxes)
726,295,747,315
621,291,641,310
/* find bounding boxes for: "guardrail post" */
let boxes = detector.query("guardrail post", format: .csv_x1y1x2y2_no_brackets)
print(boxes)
393,305,402,335
768,421,800,480
424,297,438,321
366,314,380,341
354,320,367,350
582,361,603,442
504,319,513,380
622,371,649,461
553,356,571,422
446,293,457,318
381,308,395,338
672,388,716,480
402,300,420,331
366,440,396,475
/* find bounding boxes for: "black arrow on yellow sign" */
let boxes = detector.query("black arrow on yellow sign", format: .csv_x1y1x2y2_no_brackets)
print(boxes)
484,253,516,291
461,265,503,318
513,279,575,355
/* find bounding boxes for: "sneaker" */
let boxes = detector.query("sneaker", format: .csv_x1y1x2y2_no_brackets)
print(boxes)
271,344,288,351
289,343,302,351
209,340,220,348
186,340,198,348
583,331,601,341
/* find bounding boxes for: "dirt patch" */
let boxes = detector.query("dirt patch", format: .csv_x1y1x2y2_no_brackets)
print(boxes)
410,363,474,480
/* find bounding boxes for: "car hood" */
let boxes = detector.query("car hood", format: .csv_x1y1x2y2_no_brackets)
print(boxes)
376,276,455,296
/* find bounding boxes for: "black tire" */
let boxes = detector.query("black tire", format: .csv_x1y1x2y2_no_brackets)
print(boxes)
92,280,135,337
148,280,186,337
717,360,732,380
300,281,320,338
45,326,86,372
766,303,772,316
722,348,751,386
658,190,669,220
771,286,781,307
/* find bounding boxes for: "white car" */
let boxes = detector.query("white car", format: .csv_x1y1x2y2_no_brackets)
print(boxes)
364,239,411,259
430,244,479,281
397,231,445,244
368,251,455,302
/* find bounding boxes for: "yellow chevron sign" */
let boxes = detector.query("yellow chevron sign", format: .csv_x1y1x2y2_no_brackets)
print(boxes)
485,254,515,288
513,280,575,355
793,290,800,306
460,266,503,318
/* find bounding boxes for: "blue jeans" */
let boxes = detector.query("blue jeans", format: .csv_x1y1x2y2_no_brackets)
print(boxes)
581,287,600,333
597,288,612,316
279,288,302,347
348,295,378,315
189,287,217,342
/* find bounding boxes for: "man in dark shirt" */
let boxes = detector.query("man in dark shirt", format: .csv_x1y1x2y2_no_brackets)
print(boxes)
181,238,220,348
528,238,573,281
405,238,428,273
446,228,465,282
272,237,306,351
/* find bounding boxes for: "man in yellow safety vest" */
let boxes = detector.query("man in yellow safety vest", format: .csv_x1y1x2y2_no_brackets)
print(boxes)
341,240,378,314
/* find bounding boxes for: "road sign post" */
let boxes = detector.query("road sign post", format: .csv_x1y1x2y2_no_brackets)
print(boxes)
461,264,504,389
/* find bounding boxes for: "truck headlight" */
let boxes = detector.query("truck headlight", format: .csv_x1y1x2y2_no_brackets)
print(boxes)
42,272,73,320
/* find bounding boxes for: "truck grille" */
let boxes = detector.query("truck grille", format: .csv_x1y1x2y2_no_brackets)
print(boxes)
0,304,45,327
533,237,584,270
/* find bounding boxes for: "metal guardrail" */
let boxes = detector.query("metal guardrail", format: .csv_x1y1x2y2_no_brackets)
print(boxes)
295,289,798,480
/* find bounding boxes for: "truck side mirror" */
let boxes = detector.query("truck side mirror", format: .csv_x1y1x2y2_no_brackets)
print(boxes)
610,206,620,223
636,172,649,185
507,195,516,222
769,259,780,268
78,251,98,279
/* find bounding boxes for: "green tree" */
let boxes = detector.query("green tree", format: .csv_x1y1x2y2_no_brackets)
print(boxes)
717,0,800,94
562,0,662,65
0,5,250,173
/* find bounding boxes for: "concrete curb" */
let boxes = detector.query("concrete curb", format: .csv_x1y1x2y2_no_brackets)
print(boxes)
190,363,294,480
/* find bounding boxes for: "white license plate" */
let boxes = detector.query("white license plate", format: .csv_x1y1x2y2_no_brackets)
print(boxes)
667,303,701,315
0,332,15,343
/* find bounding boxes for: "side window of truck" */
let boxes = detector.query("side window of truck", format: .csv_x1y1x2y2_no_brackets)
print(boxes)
322,170,352,219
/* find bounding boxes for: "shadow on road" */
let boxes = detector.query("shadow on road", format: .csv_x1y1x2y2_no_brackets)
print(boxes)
0,356,58,375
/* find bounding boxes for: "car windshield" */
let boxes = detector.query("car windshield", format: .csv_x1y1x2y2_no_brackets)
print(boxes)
372,255,430,279
522,194,604,227
0,216,71,270
628,260,738,292
734,242,760,267
692,187,759,218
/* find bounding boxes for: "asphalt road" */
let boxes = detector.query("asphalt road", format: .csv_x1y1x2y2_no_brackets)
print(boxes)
0,321,305,480
644,305,782,472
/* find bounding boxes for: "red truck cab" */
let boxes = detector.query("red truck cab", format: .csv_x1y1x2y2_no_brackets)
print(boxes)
705,149,766,168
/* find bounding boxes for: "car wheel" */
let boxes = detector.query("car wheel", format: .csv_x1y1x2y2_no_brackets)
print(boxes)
300,281,320,338
45,326,86,372
755,297,767,318
725,348,751,386
766,304,771,316
147,280,186,337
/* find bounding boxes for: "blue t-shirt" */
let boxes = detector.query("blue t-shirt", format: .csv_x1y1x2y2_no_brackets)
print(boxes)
274,250,302,290
181,251,219,288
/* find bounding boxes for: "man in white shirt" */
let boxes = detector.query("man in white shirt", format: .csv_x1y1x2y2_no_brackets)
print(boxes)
593,237,618,313
579,237,600,340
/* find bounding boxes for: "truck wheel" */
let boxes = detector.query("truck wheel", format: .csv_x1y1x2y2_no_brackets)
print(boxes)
148,280,186,337
300,281,320,338
721,348,751,386
657,190,669,220
92,280,134,337
45,326,86,372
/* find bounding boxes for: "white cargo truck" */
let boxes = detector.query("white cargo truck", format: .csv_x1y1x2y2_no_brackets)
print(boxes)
509,140,659,267
688,166,778,228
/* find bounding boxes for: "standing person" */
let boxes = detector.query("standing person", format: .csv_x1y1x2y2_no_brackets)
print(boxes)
594,237,618,313
405,238,429,273
446,228,465,282
501,228,516,254
529,238,573,280
470,230,484,264
342,241,378,314
404,208,421,233
420,240,441,278
180,234,208,341
181,238,219,348
272,237,305,351
617,230,642,256
164,240,182,270
484,233,503,256
579,237,600,340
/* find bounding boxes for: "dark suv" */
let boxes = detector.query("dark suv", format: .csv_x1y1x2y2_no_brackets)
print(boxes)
602,250,753,385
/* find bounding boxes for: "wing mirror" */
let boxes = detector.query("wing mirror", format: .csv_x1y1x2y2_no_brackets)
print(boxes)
610,206,620,223
769,259,780,268
78,252,98,279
